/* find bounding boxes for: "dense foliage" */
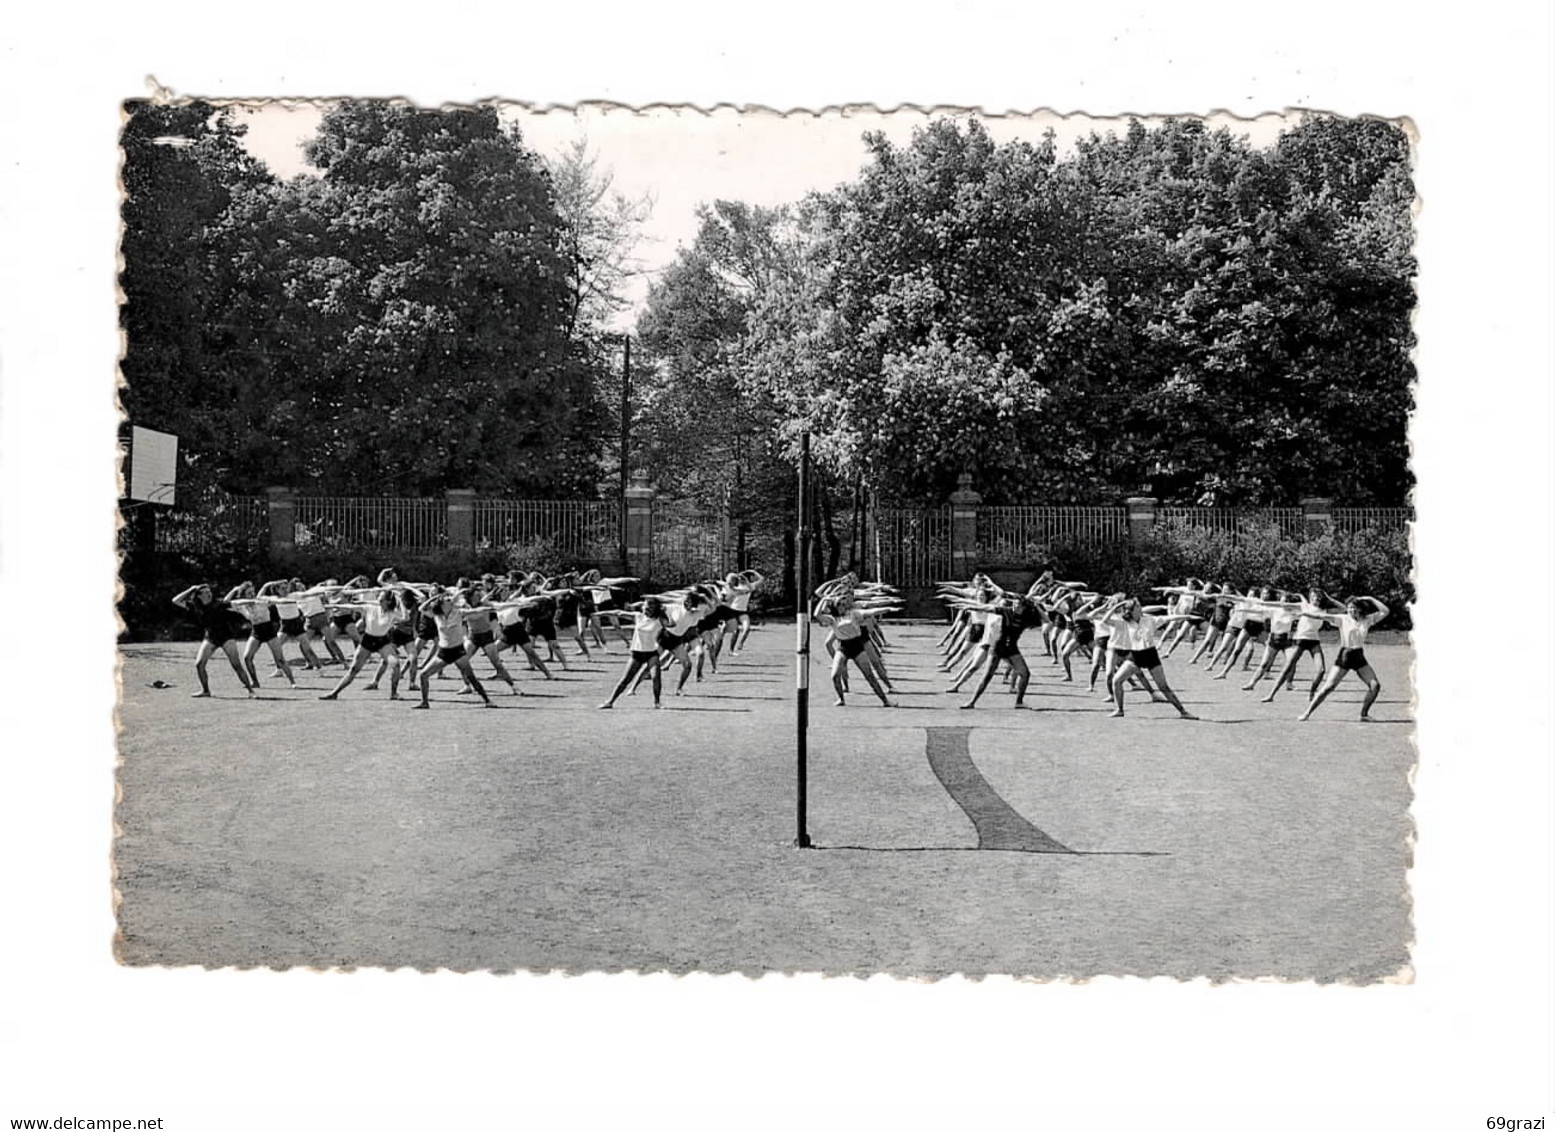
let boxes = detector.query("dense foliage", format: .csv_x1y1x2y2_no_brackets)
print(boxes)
639,115,1416,510
121,100,613,497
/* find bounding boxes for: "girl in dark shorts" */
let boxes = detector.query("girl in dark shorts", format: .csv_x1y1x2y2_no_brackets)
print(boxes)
412,594,493,709
172,584,255,698
519,581,569,671
1262,589,1333,704
492,586,555,680
816,594,892,707
1187,584,1235,665
598,597,671,709
459,584,520,695
1102,597,1199,720
1209,586,1271,677
367,586,422,691
633,590,708,697
1240,590,1302,692
227,582,297,689
1300,596,1390,721
961,596,1041,709
552,578,594,661
321,589,406,700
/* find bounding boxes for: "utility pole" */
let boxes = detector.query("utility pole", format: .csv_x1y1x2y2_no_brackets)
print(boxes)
618,336,631,576
794,431,812,849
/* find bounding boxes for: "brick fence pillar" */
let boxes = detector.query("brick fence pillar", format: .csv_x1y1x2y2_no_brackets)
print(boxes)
625,473,656,578
1301,496,1334,538
1125,495,1158,544
949,472,982,578
265,486,295,556
446,488,476,552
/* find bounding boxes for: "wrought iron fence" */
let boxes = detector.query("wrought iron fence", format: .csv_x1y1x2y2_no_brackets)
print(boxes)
652,500,731,584
473,498,617,560
1331,508,1412,536
150,489,268,556
977,506,1128,565
292,496,445,552
1156,507,1305,541
873,506,953,586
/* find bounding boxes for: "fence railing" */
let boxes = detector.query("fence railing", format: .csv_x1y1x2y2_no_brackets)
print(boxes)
293,496,446,552
652,500,731,584
149,490,268,556
473,498,617,558
874,506,954,587
977,506,1128,563
1332,507,1413,536
1157,507,1306,541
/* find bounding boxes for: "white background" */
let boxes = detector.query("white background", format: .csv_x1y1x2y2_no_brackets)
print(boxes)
1,3,1551,1129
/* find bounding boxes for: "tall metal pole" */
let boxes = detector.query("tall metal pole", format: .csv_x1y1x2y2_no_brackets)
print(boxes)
618,337,631,575
794,431,812,848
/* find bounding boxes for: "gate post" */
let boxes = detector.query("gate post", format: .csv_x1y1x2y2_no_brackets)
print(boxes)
625,472,655,579
949,472,981,578
446,488,476,552
266,486,295,556
1125,495,1158,544
1301,496,1334,537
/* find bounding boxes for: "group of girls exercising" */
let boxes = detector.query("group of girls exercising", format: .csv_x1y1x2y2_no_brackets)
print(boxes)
171,568,767,710
934,572,1393,721
171,560,1392,721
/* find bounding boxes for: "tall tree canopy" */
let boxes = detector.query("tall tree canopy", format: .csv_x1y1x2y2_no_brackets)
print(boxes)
642,114,1416,508
121,101,607,496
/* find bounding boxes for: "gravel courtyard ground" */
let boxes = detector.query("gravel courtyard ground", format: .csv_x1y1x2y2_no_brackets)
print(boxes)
114,623,1414,979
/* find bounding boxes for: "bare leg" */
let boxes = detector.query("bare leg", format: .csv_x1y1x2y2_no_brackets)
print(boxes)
191,639,216,696
1147,665,1196,718
241,636,263,687
1357,665,1382,719
1299,665,1347,720
1110,659,1139,716
266,638,297,685
601,656,647,707
322,647,373,699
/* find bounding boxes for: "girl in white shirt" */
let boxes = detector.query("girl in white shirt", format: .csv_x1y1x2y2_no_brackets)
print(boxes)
320,589,406,700
816,594,893,707
412,593,494,709
1260,588,1333,703
598,597,671,709
1105,597,1200,720
226,582,297,689
1299,596,1390,721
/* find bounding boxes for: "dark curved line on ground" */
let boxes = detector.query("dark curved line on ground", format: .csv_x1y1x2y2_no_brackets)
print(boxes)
924,726,1073,854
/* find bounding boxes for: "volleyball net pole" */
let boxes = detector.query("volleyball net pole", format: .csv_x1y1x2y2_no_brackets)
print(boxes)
794,430,813,849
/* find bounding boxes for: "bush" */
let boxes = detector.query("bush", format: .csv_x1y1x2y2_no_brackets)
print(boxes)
982,523,1414,630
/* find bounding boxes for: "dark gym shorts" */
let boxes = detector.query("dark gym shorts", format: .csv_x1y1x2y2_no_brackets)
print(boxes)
1337,647,1369,671
436,644,466,665
361,632,392,654
1268,632,1292,651
968,624,985,642
281,615,306,637
1294,638,1322,654
631,648,659,663
203,630,234,648
252,620,280,643
992,639,1022,660
1095,635,1111,653
698,616,722,636
662,631,689,652
470,629,496,650
838,635,867,659
501,622,531,647
1244,619,1267,638
390,626,415,648
330,614,355,632
417,619,439,642
305,611,329,632
1130,646,1161,670
527,617,557,641
1073,622,1095,646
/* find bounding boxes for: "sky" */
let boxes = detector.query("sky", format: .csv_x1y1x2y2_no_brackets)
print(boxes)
236,102,1295,325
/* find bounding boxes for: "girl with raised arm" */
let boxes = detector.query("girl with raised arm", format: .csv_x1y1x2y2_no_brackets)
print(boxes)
816,593,893,708
1261,588,1333,703
227,582,296,689
1299,596,1391,721
412,592,494,710
320,589,407,700
961,595,1041,709
598,597,672,710
1106,597,1199,720
171,584,254,698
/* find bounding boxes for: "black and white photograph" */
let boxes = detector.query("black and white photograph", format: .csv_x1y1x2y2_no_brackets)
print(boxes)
4,4,1552,1128
114,101,1417,979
